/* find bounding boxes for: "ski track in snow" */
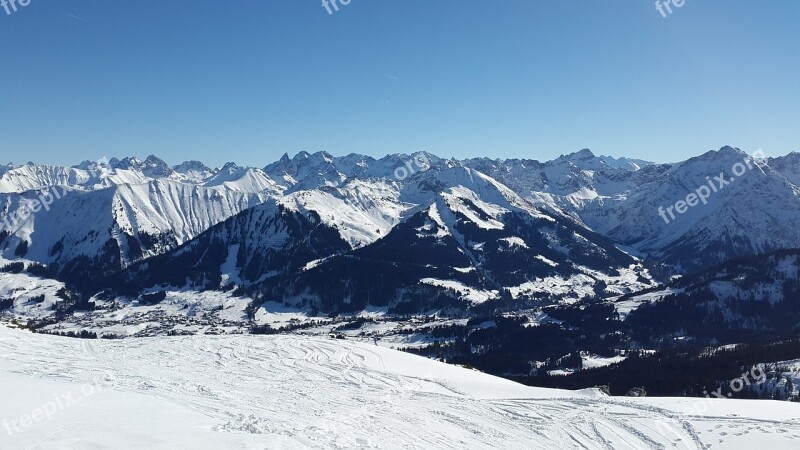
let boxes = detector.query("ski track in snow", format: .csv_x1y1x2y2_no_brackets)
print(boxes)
1,327,799,449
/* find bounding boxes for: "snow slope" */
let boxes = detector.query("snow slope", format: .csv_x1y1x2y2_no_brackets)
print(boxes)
0,180,270,268
581,147,800,272
282,179,410,249
2,326,799,449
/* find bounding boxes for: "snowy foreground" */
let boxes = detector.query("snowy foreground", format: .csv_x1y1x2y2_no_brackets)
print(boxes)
1,327,799,449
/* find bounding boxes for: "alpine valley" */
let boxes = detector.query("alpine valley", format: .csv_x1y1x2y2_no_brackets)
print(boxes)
2,146,800,401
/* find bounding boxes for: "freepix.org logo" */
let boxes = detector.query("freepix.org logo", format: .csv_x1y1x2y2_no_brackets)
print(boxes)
1,0,33,16
322,0,353,16
657,149,766,225
655,0,687,18
1,157,111,234
394,154,431,182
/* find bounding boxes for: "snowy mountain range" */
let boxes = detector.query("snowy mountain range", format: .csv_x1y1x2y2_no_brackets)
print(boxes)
2,146,800,324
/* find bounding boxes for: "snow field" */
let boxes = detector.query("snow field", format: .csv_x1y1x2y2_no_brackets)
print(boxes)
2,325,800,449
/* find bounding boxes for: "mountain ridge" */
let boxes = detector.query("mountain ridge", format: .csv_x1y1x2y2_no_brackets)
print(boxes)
2,145,799,321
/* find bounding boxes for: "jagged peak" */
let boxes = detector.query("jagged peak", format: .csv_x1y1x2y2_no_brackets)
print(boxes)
113,156,143,170
718,145,741,153
557,148,596,161
72,160,100,170
688,146,749,164
173,160,212,173
145,154,167,163
219,162,241,172
770,151,800,163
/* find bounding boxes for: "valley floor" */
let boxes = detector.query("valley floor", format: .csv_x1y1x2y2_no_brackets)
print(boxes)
1,325,799,449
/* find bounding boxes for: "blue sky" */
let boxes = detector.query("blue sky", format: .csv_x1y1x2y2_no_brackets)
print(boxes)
1,0,798,167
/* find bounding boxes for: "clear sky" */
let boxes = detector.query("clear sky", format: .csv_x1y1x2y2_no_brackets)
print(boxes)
1,0,798,167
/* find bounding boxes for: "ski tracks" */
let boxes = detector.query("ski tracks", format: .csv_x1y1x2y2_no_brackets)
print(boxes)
1,329,799,449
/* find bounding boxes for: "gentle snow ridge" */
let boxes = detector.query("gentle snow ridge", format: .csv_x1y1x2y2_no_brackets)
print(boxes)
2,326,799,449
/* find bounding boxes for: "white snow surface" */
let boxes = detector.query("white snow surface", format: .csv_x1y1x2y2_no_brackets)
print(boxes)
2,326,800,449
0,270,67,318
281,179,409,248
419,278,499,304
0,180,270,266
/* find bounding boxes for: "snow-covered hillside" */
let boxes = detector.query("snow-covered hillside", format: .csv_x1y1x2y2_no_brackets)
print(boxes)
584,147,800,272
281,178,410,249
0,180,271,271
2,325,799,449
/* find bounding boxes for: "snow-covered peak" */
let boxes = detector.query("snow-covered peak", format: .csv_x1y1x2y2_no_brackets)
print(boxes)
280,178,409,248
112,156,142,171
673,145,752,169
0,164,84,193
0,179,271,272
218,162,241,172
363,151,447,180
557,148,596,162
203,164,282,194
583,146,800,272
174,160,211,172
555,148,652,171
403,165,548,220
768,151,800,187
596,154,652,171
141,155,174,178
551,148,651,173
172,160,216,184
264,151,347,191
